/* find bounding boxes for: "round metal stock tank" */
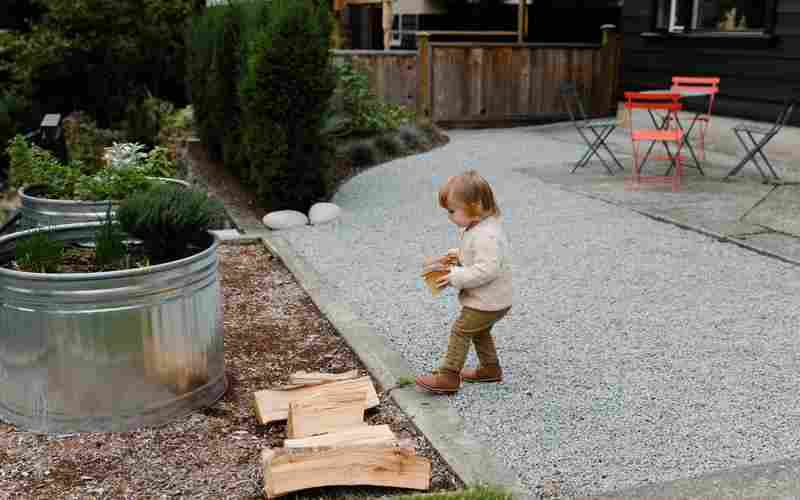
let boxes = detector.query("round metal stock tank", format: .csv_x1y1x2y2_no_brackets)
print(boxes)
0,223,226,433
18,178,191,229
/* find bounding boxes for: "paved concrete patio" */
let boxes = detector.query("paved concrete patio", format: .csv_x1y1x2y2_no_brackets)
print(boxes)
529,122,800,265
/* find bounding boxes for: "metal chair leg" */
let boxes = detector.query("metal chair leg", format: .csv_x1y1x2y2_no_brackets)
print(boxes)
671,113,705,175
747,131,781,179
732,130,768,180
725,133,774,180
572,145,594,172
593,126,625,171
575,126,614,175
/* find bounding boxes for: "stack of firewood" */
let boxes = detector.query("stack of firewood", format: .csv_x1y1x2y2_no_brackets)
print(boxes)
253,370,431,499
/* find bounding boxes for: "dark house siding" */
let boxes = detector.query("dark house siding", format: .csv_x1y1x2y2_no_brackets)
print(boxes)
356,2,622,49
620,0,800,124
528,1,623,44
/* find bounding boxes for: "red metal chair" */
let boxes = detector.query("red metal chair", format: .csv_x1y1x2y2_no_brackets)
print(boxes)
670,76,720,161
624,91,685,192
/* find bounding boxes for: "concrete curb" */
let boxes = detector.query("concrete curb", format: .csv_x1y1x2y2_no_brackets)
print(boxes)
222,226,527,498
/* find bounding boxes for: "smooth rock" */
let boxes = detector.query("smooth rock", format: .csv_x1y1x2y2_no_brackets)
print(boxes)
308,202,341,225
262,210,309,229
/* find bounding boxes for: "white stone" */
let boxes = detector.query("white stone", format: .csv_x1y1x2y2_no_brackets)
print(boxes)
262,210,309,229
308,202,341,225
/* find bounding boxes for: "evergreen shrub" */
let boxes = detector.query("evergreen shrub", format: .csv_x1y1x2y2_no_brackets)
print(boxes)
240,0,335,212
116,184,226,264
374,133,407,157
348,140,378,167
187,1,269,174
398,124,423,149
0,93,24,183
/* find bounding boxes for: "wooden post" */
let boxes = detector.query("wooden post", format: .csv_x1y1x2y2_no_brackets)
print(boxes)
599,24,620,116
382,0,392,50
517,0,527,43
416,32,432,126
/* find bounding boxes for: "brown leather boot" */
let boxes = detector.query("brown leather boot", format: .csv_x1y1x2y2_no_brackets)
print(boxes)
415,370,461,394
461,365,503,383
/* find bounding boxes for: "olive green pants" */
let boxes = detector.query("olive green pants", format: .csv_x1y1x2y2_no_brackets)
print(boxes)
439,306,511,374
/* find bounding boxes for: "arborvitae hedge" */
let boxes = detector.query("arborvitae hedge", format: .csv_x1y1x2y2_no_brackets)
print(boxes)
187,1,269,175
187,5,232,162
239,0,335,212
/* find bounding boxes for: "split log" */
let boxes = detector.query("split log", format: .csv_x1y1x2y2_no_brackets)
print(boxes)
283,424,397,449
254,376,379,425
261,446,430,498
286,386,367,439
288,369,360,387
272,370,361,391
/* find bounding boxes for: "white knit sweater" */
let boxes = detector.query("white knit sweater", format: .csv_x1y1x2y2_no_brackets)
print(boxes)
447,215,513,311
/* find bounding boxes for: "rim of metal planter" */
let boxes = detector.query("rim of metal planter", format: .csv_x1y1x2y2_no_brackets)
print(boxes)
17,178,191,228
0,222,215,279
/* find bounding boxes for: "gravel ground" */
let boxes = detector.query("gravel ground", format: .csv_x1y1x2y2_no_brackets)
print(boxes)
276,126,800,497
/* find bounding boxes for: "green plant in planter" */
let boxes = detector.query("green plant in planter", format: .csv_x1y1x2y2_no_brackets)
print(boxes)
116,184,226,264
141,146,177,178
6,135,85,198
94,205,128,271
73,166,154,202
6,135,159,201
103,142,177,178
103,142,148,169
15,230,64,273
6,134,60,189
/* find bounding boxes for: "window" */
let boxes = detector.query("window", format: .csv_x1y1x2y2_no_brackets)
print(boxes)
389,14,420,49
656,0,772,33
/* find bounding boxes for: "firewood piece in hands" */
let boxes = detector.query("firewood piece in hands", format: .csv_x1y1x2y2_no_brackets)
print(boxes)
421,269,449,297
253,376,379,425
283,424,397,449
261,446,430,499
286,387,367,439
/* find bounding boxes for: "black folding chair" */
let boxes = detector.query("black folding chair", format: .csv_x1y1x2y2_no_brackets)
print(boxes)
559,81,624,175
724,97,797,182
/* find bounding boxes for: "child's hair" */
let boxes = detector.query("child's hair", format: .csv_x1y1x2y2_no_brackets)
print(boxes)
438,170,500,218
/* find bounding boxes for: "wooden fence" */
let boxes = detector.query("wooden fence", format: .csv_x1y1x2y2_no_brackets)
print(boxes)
332,50,418,110
332,32,622,128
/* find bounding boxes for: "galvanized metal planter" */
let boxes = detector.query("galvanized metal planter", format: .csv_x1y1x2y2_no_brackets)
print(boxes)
18,177,190,228
0,223,226,433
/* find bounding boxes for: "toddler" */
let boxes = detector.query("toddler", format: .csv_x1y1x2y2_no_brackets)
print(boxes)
417,170,512,394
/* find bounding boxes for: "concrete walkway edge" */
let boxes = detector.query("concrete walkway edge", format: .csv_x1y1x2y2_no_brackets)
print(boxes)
241,229,528,498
